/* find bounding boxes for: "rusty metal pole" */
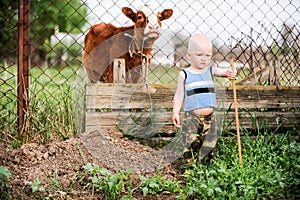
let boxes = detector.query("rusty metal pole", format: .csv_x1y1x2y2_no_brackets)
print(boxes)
18,0,30,138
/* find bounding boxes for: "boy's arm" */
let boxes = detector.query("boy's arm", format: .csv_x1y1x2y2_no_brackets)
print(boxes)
172,71,185,128
212,66,237,80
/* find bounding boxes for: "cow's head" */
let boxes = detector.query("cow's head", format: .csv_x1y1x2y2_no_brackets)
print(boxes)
122,5,173,43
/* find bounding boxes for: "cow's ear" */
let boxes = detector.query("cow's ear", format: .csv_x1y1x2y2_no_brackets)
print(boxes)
159,9,173,21
122,7,136,22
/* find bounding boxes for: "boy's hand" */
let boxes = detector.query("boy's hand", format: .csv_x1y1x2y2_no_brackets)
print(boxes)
227,68,237,80
172,113,181,128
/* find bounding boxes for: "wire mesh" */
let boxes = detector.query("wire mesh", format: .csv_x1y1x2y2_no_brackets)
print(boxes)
0,0,299,140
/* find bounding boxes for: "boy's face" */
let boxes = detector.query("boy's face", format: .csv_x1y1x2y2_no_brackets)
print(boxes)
187,48,212,69
187,35,212,69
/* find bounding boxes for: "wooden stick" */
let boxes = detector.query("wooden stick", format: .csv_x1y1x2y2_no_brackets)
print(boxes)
230,58,243,165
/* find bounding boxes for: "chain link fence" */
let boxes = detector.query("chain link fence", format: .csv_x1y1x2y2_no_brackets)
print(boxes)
0,0,299,142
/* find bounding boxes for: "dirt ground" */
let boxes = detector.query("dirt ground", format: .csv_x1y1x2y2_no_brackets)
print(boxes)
0,128,182,199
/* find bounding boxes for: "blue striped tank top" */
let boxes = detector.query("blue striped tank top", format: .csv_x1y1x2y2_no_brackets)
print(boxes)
183,66,216,111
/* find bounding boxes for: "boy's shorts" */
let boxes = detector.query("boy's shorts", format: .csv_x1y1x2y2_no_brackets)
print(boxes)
181,111,217,161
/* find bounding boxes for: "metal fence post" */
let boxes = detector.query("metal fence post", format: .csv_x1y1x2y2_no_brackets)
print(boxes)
18,0,30,138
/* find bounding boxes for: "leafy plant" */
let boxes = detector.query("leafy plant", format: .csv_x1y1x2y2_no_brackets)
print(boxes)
0,166,13,200
48,170,64,191
82,164,131,199
139,173,181,196
29,178,45,193
100,169,130,199
82,163,101,196
0,166,12,179
10,140,21,149
0,166,13,199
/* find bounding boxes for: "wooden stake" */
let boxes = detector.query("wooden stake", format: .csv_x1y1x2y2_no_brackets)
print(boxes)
230,58,243,165
113,58,126,83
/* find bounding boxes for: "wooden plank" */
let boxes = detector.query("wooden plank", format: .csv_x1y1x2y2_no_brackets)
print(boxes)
85,84,300,133
85,83,175,96
86,84,300,109
86,83,175,109
274,60,281,86
222,86,300,108
86,111,173,127
86,95,174,109
218,110,300,130
85,111,300,133
85,111,176,134
142,61,148,84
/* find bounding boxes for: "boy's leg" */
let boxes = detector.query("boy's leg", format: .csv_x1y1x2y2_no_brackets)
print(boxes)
181,112,199,163
198,113,218,160
181,111,210,163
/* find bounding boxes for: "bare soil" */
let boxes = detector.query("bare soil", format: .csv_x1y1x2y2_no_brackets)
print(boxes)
0,128,182,199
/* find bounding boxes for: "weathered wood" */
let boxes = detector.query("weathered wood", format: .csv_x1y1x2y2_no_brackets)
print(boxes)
142,61,148,84
274,60,281,86
84,84,300,133
86,83,175,109
269,62,274,85
113,59,126,83
86,84,300,109
219,110,300,130
269,60,281,86
85,111,176,134
85,110,300,133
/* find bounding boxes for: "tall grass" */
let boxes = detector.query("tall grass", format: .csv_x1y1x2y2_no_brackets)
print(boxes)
21,83,77,144
0,65,85,145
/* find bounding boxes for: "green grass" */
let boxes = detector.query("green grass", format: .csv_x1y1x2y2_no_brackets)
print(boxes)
148,64,179,84
0,65,86,144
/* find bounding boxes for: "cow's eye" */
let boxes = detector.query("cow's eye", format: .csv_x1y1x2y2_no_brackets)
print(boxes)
137,15,143,20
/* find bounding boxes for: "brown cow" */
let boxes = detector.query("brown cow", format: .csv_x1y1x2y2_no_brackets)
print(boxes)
83,5,173,83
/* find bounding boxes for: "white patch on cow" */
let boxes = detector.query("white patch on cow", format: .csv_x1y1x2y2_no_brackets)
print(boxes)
139,5,160,36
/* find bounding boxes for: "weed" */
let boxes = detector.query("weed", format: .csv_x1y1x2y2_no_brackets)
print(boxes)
48,169,68,193
82,164,131,199
0,166,13,199
10,140,21,149
139,173,181,196
29,178,45,193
